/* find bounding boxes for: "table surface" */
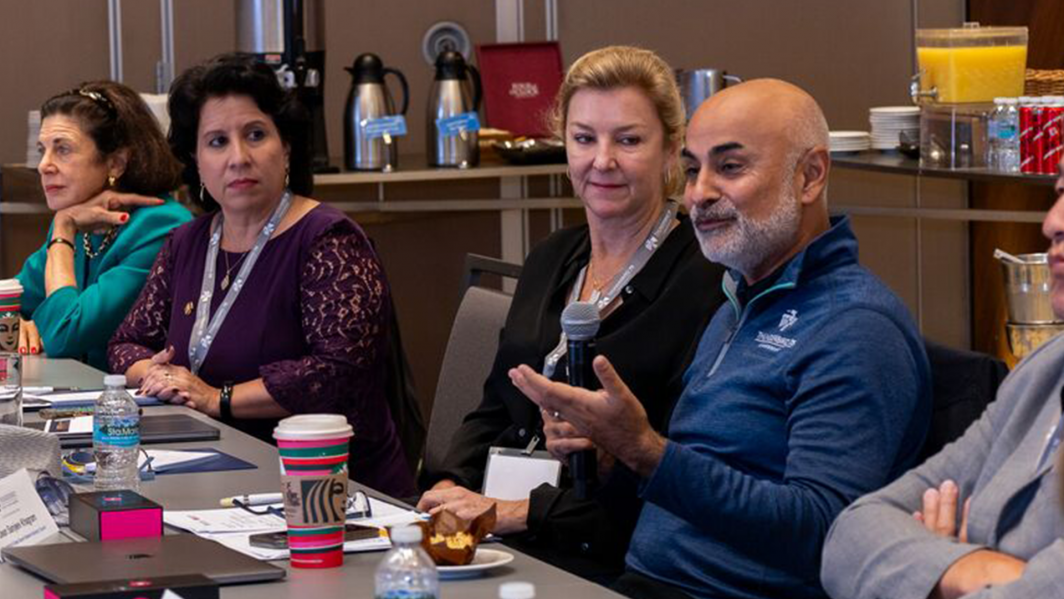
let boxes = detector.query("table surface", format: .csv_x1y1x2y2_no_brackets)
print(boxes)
4,357,625,599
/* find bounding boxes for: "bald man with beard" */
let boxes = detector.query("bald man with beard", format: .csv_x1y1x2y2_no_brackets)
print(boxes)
510,79,932,599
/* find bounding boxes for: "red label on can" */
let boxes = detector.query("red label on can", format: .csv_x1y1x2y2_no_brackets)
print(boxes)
1042,105,1064,174
1020,104,1036,173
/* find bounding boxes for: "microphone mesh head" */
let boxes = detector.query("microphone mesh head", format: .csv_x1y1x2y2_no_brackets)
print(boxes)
561,301,601,341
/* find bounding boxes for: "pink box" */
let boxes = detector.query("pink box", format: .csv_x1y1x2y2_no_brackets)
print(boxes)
69,491,163,541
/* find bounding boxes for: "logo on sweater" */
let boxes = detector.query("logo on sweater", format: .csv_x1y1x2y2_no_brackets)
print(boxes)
755,331,797,352
778,309,798,332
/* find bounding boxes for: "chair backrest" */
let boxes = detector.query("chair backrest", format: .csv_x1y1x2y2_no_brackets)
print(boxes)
0,424,60,478
421,255,521,477
920,339,1010,461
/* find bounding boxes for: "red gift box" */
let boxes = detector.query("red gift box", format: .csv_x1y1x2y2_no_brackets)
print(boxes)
476,42,564,138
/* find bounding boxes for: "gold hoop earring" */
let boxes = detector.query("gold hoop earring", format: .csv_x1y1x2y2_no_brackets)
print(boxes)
565,167,572,181
199,182,206,203
108,175,116,188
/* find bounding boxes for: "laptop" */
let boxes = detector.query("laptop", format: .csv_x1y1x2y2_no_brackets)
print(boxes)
28,414,220,448
3,533,285,585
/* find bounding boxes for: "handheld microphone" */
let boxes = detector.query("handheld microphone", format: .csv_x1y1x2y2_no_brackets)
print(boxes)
560,301,601,500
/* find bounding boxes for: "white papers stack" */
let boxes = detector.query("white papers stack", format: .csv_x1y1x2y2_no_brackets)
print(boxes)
829,131,871,153
869,106,920,150
165,497,425,561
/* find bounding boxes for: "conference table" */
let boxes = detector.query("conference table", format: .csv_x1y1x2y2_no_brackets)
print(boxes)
2,357,626,599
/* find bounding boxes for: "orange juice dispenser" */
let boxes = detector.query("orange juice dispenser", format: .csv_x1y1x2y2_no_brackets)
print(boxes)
911,23,1028,169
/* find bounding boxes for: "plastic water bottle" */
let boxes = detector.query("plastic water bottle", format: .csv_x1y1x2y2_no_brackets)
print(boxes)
989,97,1021,172
499,582,536,599
375,525,438,599
93,374,140,491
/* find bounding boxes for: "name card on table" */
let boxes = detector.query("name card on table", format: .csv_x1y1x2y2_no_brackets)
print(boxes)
0,468,59,559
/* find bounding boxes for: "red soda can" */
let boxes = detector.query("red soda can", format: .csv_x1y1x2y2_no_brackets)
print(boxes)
1042,98,1064,174
1025,98,1042,175
1019,97,1036,173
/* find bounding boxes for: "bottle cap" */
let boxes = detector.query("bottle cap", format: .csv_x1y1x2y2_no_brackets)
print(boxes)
499,582,536,599
390,525,423,544
104,374,127,387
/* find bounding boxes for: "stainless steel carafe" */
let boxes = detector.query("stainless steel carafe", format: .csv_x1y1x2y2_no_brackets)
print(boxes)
676,68,742,120
344,53,409,171
427,51,482,168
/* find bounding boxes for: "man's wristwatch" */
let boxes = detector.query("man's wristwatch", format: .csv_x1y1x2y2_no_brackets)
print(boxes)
219,382,234,421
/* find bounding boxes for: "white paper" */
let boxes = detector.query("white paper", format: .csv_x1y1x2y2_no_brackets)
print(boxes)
203,527,392,561
143,449,219,473
165,497,423,561
0,469,60,561
164,506,286,534
39,389,152,405
65,415,94,434
165,497,421,535
483,451,562,501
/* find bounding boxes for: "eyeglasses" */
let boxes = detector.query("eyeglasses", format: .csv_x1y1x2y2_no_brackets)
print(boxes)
234,489,373,520
35,471,76,526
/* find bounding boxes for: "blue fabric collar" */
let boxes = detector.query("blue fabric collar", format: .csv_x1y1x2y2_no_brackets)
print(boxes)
723,215,858,302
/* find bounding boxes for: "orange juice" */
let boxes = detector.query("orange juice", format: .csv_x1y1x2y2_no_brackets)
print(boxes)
917,45,1027,103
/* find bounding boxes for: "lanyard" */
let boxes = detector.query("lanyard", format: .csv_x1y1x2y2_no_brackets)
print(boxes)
542,200,679,379
188,190,293,375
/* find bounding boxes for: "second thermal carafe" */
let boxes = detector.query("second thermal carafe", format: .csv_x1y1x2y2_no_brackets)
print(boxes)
427,51,482,168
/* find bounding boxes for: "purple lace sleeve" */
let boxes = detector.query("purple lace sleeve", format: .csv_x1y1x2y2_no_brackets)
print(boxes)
259,223,389,416
108,235,174,374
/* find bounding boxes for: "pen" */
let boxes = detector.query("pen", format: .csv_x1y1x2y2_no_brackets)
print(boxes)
220,492,283,507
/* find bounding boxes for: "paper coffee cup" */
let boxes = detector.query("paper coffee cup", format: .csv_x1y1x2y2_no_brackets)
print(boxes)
274,414,353,568
0,279,23,352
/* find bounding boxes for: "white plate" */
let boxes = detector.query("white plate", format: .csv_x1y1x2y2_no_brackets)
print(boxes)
830,130,870,139
869,106,920,115
437,548,515,579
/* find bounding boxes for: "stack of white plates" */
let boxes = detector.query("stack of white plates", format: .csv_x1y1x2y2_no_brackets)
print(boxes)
829,131,871,153
869,106,920,150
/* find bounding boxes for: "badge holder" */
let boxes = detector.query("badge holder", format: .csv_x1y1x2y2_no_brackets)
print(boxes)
482,447,562,501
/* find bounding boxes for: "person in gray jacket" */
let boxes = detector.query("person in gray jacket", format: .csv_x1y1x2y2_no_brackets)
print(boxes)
821,172,1064,599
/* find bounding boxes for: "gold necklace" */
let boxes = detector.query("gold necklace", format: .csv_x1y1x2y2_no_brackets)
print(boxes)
82,227,118,259
220,249,248,290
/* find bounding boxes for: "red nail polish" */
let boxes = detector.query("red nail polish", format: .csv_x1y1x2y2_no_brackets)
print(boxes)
31,347,38,354
19,348,26,354
121,214,129,223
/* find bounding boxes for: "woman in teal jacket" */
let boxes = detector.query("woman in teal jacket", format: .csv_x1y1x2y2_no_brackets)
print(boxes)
16,81,191,370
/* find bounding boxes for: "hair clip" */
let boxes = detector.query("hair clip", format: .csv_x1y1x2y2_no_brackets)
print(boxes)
68,88,117,117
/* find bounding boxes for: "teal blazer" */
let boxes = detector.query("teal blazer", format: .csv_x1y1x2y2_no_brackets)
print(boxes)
15,196,192,371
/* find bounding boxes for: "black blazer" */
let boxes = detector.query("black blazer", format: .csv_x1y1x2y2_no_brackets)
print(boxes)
424,213,726,579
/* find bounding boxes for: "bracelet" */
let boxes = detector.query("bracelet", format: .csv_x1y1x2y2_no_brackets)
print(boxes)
219,382,234,421
47,237,76,252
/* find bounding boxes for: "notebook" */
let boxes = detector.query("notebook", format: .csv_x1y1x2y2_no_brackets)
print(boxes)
29,414,220,448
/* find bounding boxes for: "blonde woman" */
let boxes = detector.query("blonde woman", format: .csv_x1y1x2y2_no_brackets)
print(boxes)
418,46,725,580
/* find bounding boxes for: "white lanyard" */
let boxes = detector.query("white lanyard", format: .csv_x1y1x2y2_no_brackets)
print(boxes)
188,190,292,375
541,201,679,379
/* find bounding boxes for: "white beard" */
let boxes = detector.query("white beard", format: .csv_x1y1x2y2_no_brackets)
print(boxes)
691,186,802,277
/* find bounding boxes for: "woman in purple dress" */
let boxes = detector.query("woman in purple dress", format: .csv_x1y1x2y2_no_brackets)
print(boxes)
108,53,414,497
